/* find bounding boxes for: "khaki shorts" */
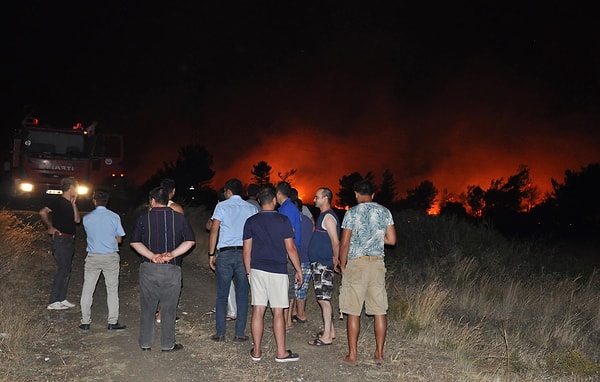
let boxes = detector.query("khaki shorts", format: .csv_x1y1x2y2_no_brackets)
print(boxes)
249,269,289,308
339,256,388,316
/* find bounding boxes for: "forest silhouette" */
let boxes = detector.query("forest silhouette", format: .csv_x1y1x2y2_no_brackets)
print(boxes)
140,144,599,242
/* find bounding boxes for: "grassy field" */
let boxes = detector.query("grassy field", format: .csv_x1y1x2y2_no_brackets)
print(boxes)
1,208,599,381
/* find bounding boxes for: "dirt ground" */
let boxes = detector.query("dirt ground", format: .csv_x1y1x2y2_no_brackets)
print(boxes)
5,208,477,382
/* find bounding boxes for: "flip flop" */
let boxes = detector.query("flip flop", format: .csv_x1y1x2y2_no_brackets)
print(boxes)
205,308,216,315
226,316,236,321
308,338,332,346
312,331,336,340
292,315,307,323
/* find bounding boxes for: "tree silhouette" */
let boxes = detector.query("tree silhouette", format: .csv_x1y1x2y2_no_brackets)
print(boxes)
467,185,485,217
404,180,438,212
376,169,397,209
251,161,272,186
277,168,297,184
141,144,215,205
337,171,374,209
549,162,600,234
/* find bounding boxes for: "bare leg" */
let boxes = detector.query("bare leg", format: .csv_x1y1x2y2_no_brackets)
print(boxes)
373,314,387,362
251,305,266,358
316,300,335,342
285,300,294,329
343,314,360,365
272,307,288,358
295,299,307,321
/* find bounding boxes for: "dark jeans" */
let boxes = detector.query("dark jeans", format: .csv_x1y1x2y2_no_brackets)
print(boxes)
215,249,248,337
139,263,181,350
49,235,74,304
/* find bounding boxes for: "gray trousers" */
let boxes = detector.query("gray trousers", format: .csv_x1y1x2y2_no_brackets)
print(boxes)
80,253,120,325
139,262,181,350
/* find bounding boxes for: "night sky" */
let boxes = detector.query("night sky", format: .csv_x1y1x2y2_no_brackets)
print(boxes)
3,2,599,201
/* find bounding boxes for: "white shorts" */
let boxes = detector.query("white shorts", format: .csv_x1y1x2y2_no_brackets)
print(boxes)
249,269,289,308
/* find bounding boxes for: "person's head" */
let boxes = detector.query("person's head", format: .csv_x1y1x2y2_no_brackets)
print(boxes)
149,187,169,207
292,197,303,212
61,177,78,194
276,181,291,204
247,183,259,200
160,178,176,199
314,187,333,210
93,189,110,207
224,178,243,197
216,187,226,202
353,179,374,202
290,187,299,200
258,185,277,209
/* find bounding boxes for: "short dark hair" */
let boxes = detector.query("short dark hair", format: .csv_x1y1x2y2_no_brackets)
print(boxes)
93,190,110,206
276,181,291,197
258,185,276,206
320,187,333,204
292,197,303,212
160,178,176,194
247,183,259,197
353,179,373,195
224,178,243,196
149,187,169,205
61,177,78,192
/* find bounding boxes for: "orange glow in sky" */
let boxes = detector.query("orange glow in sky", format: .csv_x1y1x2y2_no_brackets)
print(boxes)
130,64,600,205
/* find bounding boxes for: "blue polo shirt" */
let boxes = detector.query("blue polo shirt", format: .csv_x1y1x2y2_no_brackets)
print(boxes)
83,206,126,254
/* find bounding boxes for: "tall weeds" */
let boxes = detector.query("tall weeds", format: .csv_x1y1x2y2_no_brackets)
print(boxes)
386,210,600,378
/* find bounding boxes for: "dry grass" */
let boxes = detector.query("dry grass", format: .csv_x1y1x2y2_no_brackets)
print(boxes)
388,210,600,380
0,210,48,369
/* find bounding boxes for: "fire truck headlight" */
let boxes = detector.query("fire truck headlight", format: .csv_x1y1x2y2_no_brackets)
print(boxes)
19,183,34,192
77,186,90,195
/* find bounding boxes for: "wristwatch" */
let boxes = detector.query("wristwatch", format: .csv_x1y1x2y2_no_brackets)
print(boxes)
208,252,215,257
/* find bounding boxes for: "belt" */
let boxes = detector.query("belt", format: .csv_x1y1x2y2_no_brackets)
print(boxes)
55,232,75,238
219,246,243,252
352,255,383,261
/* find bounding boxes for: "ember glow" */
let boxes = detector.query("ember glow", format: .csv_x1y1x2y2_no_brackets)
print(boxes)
130,66,600,205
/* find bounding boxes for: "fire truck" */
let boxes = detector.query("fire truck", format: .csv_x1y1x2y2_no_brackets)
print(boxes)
10,116,126,202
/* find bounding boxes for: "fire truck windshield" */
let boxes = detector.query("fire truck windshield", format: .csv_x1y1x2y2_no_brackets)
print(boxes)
24,130,86,157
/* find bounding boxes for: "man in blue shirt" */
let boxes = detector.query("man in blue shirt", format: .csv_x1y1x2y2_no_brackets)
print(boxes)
79,190,126,331
276,181,302,328
208,178,258,342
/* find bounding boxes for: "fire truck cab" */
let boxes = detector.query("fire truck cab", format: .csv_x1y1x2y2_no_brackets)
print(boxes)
11,117,125,200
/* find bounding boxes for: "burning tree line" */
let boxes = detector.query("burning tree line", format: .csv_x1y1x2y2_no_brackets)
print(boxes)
140,144,599,238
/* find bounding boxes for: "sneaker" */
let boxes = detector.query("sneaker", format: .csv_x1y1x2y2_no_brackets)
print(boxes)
61,300,76,308
47,301,68,310
275,350,300,363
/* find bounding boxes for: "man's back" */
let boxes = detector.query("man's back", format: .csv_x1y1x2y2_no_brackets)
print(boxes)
83,206,124,254
213,195,258,247
342,202,393,258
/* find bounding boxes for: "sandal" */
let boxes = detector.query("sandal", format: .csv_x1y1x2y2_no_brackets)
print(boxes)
292,315,307,323
312,331,336,340
308,338,332,346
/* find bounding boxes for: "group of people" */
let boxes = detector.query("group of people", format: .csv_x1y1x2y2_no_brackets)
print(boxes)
40,175,396,364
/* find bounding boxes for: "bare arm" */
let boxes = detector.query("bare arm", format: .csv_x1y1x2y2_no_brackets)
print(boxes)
208,219,221,271
39,206,57,235
285,238,303,285
339,228,352,273
322,214,340,270
243,238,252,275
170,202,184,215
70,196,81,223
130,242,157,262
384,224,397,246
